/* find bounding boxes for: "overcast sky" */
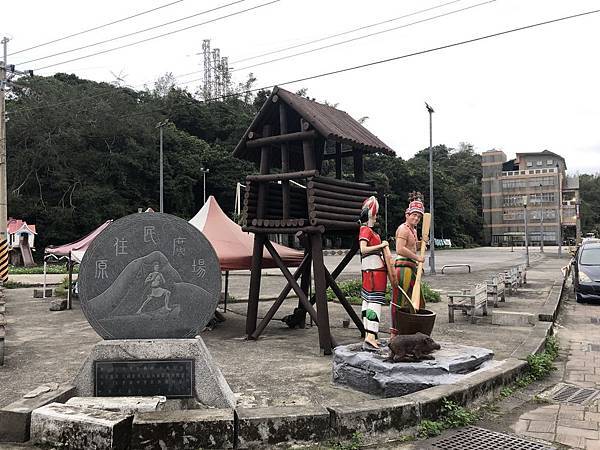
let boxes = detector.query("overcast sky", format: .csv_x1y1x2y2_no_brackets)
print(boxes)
4,0,600,174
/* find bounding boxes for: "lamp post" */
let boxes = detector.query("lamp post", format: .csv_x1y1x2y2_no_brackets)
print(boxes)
200,167,210,204
523,195,530,267
539,183,544,253
384,193,389,238
156,119,170,213
425,102,436,274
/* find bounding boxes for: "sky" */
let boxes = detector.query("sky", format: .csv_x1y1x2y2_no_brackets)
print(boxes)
4,0,600,175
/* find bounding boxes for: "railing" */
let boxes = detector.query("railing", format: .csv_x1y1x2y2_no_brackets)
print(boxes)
502,167,557,177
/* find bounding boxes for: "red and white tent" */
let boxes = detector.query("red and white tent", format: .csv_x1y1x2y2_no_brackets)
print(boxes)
189,196,304,270
45,220,113,263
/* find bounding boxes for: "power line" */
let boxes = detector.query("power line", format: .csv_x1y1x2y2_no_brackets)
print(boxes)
17,0,249,66
10,8,600,118
185,8,600,102
8,0,184,57
31,0,280,72
232,0,496,73
174,0,466,79
230,0,465,65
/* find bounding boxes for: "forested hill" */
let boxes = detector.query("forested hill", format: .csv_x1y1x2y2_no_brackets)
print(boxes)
6,73,484,255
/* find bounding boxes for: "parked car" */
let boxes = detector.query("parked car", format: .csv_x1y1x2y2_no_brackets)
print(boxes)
572,242,600,302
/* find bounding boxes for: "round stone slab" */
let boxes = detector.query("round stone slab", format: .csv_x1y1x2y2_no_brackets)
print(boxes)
79,213,221,339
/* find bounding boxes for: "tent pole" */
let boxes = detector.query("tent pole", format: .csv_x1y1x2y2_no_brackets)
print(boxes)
42,259,47,299
224,271,229,312
67,251,73,310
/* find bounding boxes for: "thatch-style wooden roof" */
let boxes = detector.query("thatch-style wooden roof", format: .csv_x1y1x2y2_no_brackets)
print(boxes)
233,86,394,165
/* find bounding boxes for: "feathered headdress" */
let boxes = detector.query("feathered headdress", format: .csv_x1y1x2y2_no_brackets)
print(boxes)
359,196,379,227
406,191,425,215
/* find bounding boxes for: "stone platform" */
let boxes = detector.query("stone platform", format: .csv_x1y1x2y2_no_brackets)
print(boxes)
333,341,495,397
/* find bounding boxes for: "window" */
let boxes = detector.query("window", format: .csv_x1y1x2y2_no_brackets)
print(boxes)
580,248,600,265
536,160,543,166
527,161,533,167
547,159,554,165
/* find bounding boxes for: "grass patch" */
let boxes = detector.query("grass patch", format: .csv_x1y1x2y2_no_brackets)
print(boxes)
3,280,37,289
54,277,70,298
417,399,479,438
326,279,440,305
325,431,363,450
8,264,78,275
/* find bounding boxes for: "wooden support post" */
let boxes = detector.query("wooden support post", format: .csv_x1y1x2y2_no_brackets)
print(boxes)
256,125,271,219
335,142,342,180
250,253,311,339
223,270,229,313
302,120,316,171
263,240,321,328
280,104,290,221
310,233,333,354
324,268,365,335
331,239,360,280
352,147,364,183
246,234,266,336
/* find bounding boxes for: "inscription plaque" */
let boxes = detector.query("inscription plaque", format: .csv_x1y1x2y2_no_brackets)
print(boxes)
79,213,221,339
94,359,194,398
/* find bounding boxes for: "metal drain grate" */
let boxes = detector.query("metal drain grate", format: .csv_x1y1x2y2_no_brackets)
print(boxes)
551,383,599,405
432,426,555,449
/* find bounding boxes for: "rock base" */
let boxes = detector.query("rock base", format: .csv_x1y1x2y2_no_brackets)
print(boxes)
73,338,235,409
333,341,494,397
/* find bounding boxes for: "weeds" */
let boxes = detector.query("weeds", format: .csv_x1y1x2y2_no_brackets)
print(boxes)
3,280,37,289
417,399,479,438
327,431,363,450
8,264,78,275
54,277,70,298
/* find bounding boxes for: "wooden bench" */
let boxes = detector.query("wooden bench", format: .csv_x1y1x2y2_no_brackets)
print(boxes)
486,273,506,307
448,283,488,324
441,264,471,274
504,267,518,295
517,264,527,287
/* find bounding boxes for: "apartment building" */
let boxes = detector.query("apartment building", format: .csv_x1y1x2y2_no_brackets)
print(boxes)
482,149,580,246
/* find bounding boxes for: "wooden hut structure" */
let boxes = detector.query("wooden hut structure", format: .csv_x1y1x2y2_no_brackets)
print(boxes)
233,86,394,354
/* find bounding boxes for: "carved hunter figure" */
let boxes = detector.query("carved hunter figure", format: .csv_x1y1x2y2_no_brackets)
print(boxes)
391,192,425,336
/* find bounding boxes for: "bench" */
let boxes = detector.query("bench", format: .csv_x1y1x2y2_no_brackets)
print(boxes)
486,273,506,307
448,283,488,324
441,264,471,274
504,267,518,295
517,264,527,287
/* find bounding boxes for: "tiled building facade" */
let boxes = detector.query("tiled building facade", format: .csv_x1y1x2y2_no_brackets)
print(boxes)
482,150,580,246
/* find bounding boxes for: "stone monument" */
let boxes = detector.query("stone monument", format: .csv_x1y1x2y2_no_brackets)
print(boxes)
70,212,234,406
30,213,235,448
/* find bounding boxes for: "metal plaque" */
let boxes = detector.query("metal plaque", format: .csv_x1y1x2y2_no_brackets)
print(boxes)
79,213,221,339
94,359,194,398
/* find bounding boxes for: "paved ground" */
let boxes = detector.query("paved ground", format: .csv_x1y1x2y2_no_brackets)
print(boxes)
396,267,600,450
0,246,571,448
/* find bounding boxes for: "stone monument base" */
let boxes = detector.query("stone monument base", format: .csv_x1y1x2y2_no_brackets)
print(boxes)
333,341,495,397
73,338,235,409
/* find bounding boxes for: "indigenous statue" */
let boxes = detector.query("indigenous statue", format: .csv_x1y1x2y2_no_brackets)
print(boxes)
390,192,425,337
358,196,390,350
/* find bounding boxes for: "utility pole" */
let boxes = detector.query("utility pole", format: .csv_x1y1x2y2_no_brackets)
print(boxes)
556,166,562,256
425,102,436,275
0,38,9,283
0,38,33,283
156,119,169,213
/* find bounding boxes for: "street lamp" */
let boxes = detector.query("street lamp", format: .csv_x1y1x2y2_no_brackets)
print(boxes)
425,102,436,275
155,119,170,213
539,183,544,253
384,193,389,238
523,195,530,267
200,167,210,204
